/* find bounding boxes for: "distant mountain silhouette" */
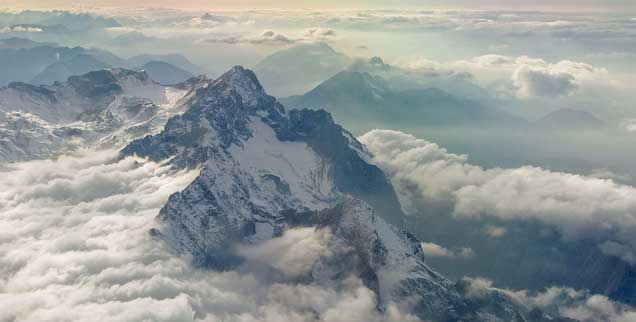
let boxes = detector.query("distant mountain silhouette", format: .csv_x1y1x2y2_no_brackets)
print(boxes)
253,42,351,97
135,61,194,85
127,53,204,75
534,108,605,130
0,38,202,86
282,70,522,132
30,54,111,85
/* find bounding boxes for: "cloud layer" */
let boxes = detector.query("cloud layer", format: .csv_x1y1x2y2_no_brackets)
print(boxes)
238,227,335,277
359,129,636,264
0,150,417,322
463,277,636,322
404,54,612,99
204,28,338,45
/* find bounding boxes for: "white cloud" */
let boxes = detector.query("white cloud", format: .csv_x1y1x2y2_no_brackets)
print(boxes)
0,150,418,322
420,242,473,258
620,118,636,132
253,29,295,44
302,27,338,41
205,28,337,45
462,277,636,322
0,25,43,33
359,129,636,264
400,54,613,99
420,242,453,257
512,64,577,98
598,241,636,265
510,58,608,98
482,225,506,238
238,227,334,277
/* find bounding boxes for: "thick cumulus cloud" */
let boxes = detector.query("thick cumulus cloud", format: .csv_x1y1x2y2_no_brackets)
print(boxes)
0,150,417,322
512,64,577,98
508,58,608,98
359,129,636,264
405,54,611,99
462,277,636,322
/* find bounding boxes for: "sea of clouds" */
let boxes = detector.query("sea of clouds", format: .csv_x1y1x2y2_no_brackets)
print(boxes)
0,150,419,322
1,137,635,322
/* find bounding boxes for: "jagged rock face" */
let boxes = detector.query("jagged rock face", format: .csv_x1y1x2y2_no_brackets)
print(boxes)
122,66,403,225
122,66,284,167
0,68,195,162
123,66,562,322
309,200,465,321
66,69,124,99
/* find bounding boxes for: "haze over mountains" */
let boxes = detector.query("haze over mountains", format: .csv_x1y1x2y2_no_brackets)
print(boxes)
534,108,605,131
256,42,636,307
253,42,352,97
0,10,120,31
0,63,584,322
0,37,202,86
2,7,636,322
119,65,608,321
282,69,521,132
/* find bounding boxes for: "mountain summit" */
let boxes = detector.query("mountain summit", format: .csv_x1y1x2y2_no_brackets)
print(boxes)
122,66,568,322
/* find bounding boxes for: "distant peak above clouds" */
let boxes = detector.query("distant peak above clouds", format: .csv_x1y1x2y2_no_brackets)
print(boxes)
535,108,605,130
253,42,351,97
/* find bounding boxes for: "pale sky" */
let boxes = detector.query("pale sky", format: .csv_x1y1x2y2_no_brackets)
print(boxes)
3,0,636,12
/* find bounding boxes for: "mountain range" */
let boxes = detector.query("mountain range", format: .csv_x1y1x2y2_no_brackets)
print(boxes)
0,68,200,162
282,70,522,133
0,62,579,321
0,37,202,86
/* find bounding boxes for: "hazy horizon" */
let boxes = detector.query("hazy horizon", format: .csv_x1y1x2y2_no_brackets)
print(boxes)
1,2,636,322
3,0,636,12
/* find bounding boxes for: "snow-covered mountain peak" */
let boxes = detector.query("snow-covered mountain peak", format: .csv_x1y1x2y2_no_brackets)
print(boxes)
0,68,197,162
210,65,269,108
118,66,564,322
216,65,264,92
122,67,404,224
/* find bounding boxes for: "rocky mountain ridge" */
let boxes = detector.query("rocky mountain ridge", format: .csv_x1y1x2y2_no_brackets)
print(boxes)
123,66,572,322
0,68,196,161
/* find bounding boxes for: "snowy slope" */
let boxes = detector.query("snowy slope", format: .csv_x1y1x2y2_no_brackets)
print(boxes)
0,68,198,162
